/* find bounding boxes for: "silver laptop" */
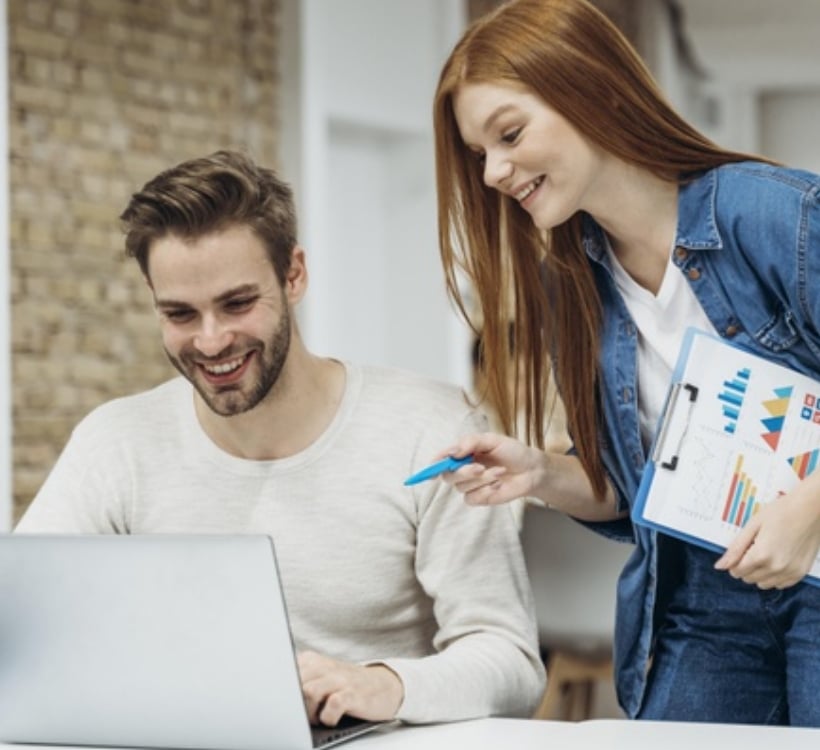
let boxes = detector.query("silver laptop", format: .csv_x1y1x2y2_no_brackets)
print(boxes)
0,533,384,750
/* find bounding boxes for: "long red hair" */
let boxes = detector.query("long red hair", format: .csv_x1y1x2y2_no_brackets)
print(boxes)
433,0,761,499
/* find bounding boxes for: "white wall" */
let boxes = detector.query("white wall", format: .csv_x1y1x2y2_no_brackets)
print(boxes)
759,90,820,174
1,0,10,531
279,0,471,389
677,0,820,159
639,0,694,116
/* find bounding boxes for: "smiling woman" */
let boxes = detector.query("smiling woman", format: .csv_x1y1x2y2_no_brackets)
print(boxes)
452,81,605,231
431,0,820,728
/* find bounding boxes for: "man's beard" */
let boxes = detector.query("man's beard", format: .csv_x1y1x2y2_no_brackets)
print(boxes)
167,306,291,417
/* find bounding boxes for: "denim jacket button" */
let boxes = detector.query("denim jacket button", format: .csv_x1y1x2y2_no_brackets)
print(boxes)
673,247,688,261
725,324,740,337
687,267,701,281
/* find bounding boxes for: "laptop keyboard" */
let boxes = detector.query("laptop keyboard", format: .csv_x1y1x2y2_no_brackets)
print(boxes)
311,715,378,748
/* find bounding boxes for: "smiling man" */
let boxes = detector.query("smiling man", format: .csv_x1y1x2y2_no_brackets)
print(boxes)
16,150,545,726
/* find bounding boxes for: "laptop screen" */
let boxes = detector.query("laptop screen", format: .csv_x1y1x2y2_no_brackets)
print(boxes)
0,534,319,750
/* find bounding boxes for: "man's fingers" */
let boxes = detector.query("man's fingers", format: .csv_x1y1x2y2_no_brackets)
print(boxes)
302,675,341,725
318,691,349,727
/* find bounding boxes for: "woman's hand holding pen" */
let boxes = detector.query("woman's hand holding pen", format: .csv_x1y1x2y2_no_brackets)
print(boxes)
436,432,625,522
437,432,544,506
715,473,820,589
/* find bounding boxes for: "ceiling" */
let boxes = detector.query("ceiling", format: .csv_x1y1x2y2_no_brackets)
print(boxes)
675,0,820,89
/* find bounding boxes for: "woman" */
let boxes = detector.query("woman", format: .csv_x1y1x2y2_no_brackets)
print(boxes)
432,0,820,726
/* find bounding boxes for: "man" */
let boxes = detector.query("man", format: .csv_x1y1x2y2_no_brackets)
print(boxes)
16,150,545,725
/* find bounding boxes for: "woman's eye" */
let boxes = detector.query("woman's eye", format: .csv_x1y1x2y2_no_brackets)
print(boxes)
501,127,522,145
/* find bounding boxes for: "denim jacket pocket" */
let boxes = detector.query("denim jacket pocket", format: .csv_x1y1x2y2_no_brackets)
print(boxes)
753,307,800,352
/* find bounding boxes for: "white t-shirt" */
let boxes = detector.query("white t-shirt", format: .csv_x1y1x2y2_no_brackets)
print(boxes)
607,247,717,447
16,362,545,723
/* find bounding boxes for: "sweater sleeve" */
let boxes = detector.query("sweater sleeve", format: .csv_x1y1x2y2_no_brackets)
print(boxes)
378,414,545,722
15,417,131,534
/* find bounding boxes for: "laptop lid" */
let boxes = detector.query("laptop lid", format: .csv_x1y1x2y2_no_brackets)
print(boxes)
0,534,377,750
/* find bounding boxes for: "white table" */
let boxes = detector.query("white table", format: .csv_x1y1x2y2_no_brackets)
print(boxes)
354,717,820,749
2,718,818,750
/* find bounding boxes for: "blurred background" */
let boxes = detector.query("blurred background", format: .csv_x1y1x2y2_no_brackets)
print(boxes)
2,0,820,531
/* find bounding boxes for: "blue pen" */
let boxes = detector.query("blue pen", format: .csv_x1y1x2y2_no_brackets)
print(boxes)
403,455,474,486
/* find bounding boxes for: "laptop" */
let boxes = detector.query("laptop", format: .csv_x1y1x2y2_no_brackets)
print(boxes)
0,533,386,750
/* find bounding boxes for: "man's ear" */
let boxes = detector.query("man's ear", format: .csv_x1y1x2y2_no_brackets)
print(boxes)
285,246,309,304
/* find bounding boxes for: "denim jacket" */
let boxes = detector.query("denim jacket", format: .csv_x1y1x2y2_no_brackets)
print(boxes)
578,162,820,718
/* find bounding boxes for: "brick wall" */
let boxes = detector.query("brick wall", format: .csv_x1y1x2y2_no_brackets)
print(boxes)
9,0,281,522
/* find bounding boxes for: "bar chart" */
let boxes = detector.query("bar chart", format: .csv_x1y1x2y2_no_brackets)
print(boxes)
718,367,750,434
721,453,760,527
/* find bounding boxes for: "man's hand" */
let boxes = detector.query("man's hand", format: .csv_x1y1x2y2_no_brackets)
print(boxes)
297,650,404,726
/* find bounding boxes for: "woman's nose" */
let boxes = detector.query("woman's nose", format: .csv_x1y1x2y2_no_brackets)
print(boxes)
483,150,513,190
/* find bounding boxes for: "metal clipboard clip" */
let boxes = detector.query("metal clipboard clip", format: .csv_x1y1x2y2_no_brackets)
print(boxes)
651,382,699,471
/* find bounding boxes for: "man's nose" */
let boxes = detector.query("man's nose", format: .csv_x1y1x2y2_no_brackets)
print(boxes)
193,315,234,357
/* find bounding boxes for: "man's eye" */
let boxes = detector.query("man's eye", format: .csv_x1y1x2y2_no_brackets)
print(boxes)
501,127,522,145
225,297,255,312
164,310,195,323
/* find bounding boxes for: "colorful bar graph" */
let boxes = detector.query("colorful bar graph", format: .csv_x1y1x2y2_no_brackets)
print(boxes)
722,454,760,527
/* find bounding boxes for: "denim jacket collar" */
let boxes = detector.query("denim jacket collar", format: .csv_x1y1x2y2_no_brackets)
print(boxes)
581,171,724,259
676,170,722,251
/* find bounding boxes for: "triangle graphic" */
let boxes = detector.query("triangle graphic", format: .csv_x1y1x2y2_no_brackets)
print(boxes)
762,396,790,418
761,416,785,433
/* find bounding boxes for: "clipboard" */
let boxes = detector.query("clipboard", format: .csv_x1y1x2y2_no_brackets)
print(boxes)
633,327,820,586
